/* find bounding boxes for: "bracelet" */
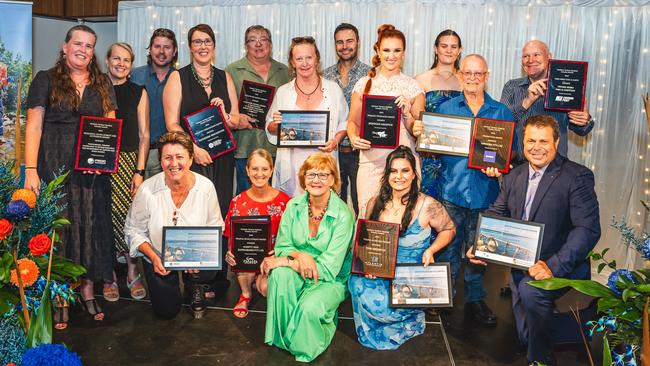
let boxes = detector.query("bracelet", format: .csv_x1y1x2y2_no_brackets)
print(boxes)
25,166,37,170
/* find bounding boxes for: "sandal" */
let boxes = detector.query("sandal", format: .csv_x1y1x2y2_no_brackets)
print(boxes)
53,295,69,330
80,298,104,321
102,282,119,302
233,294,251,318
127,274,147,300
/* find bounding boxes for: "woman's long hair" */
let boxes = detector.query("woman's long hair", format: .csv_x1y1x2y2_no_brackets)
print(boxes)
363,24,406,95
51,25,113,115
368,146,420,237
430,29,462,70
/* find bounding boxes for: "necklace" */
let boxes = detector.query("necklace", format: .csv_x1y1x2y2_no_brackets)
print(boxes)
308,195,329,221
295,78,321,100
191,64,213,89
389,200,405,216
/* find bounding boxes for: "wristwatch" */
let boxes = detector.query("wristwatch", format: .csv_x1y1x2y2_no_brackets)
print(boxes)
134,169,145,176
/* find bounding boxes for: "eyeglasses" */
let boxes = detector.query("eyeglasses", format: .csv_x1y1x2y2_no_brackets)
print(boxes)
305,172,331,181
246,38,270,45
291,36,316,44
172,209,178,226
191,39,214,47
460,71,487,79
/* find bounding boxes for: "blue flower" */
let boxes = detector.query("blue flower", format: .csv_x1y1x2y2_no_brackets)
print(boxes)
607,269,636,296
5,199,31,221
642,236,650,260
22,344,82,366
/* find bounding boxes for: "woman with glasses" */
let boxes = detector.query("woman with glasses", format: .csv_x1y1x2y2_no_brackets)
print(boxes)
262,153,355,362
163,23,239,297
265,36,348,196
346,24,425,217
414,30,463,198
124,131,224,319
348,146,455,350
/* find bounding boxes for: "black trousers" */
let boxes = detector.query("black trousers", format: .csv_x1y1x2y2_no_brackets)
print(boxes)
338,150,359,215
143,261,216,320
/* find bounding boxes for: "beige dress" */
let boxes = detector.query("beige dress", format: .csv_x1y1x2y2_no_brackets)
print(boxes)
353,72,424,216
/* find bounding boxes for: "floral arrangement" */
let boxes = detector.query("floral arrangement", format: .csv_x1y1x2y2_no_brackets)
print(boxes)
0,162,86,366
21,344,82,366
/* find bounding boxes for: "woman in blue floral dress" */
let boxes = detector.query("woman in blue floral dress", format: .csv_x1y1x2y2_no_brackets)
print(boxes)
348,146,456,349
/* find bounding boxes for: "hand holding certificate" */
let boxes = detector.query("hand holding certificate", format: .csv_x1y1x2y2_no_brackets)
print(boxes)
351,219,399,278
239,80,275,129
544,59,588,111
229,216,271,272
415,112,473,156
183,106,237,158
361,95,400,148
74,116,123,173
162,226,223,270
277,110,330,147
467,118,515,173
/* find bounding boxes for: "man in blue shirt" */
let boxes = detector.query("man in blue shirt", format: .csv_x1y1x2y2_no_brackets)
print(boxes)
434,54,516,326
500,40,594,157
130,28,178,179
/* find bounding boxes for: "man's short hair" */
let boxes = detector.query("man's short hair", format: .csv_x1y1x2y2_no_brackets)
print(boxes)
334,23,360,41
244,25,272,44
524,115,560,141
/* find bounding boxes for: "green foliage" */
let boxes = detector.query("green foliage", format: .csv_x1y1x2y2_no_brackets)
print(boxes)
25,283,52,347
0,40,32,114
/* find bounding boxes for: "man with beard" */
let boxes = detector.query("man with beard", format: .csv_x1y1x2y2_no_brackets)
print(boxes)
131,28,178,178
500,40,594,157
323,23,371,215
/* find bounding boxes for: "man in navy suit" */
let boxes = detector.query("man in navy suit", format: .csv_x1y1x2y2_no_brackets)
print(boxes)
468,115,601,365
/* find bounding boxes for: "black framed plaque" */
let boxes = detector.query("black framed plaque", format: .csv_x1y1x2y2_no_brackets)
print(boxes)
239,80,276,130
360,95,401,148
183,106,237,159
277,110,330,147
544,59,588,112
416,112,473,156
351,219,400,279
467,118,515,173
74,116,123,173
389,263,453,308
162,226,222,270
229,215,271,272
472,213,544,270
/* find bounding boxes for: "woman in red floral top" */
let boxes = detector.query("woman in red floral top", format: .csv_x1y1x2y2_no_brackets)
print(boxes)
224,149,291,318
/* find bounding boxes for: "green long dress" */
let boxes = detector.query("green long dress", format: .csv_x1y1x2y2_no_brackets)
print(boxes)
265,191,355,362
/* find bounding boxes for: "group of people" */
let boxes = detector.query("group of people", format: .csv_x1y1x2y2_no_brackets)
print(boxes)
22,20,601,366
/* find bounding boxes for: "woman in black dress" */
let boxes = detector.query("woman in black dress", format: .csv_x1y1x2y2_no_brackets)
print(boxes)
163,23,240,299
24,25,117,325
103,42,149,302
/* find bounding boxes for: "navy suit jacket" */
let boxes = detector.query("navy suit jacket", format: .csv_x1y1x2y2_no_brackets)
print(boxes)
486,154,601,279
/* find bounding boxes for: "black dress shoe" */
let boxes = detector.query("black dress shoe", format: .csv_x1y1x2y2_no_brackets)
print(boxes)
190,285,206,319
464,300,497,326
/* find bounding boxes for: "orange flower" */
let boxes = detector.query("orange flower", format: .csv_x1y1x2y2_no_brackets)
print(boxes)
28,233,51,256
11,188,37,208
0,218,11,240
10,258,40,287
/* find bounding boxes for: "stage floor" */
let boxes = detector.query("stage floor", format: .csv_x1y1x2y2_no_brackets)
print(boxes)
55,265,594,365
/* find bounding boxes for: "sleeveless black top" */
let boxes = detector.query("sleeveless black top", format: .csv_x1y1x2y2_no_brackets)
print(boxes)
178,64,231,130
114,80,144,152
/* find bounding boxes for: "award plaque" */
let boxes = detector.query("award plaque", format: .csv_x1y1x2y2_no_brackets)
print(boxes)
472,213,544,270
389,263,453,308
415,112,473,156
351,219,400,278
467,118,515,173
162,226,223,270
229,215,272,272
360,95,401,148
74,116,123,173
183,106,237,158
239,80,275,130
277,110,330,147
544,59,588,112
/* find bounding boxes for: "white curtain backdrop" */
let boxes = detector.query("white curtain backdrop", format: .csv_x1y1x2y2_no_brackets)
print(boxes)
118,0,650,276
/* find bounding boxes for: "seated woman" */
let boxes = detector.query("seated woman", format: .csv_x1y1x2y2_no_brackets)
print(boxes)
262,153,355,362
348,146,455,350
223,148,291,318
124,131,224,319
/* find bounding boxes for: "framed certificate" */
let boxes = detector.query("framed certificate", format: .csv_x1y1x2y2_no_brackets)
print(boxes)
183,106,237,159
467,118,516,173
229,215,271,272
351,219,400,279
472,213,544,270
277,110,330,147
360,95,400,148
544,59,588,112
74,116,123,173
239,80,275,130
389,263,453,308
162,226,223,270
415,112,473,156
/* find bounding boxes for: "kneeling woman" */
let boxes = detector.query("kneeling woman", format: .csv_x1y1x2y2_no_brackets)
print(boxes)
262,153,355,362
124,131,224,319
349,146,455,350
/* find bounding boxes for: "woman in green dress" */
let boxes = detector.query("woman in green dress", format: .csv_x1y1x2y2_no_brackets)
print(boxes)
261,152,355,362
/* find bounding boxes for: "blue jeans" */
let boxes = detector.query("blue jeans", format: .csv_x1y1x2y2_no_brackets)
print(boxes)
235,158,250,195
435,199,486,303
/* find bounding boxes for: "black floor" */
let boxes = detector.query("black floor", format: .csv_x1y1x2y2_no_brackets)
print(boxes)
55,265,594,365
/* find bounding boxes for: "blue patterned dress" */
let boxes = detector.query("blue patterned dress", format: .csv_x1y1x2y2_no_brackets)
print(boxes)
420,90,462,198
348,203,432,350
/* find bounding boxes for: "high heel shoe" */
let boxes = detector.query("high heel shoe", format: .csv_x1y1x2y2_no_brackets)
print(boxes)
53,295,69,330
79,298,104,321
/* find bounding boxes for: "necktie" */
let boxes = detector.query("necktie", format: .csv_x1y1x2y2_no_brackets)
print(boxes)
522,171,541,221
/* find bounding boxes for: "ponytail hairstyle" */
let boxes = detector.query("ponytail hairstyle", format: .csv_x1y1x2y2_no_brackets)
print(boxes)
430,29,462,70
363,24,406,95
